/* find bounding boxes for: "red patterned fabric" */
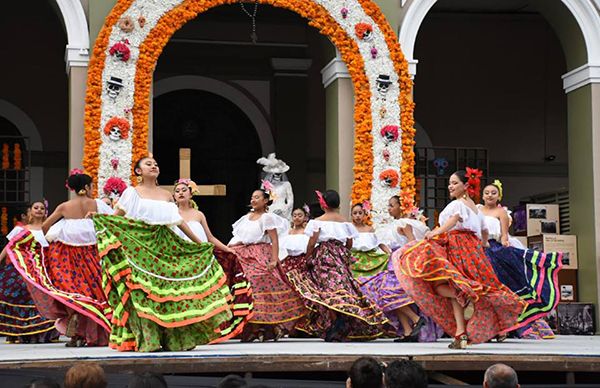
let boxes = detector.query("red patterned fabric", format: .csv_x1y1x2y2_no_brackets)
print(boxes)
394,231,526,344
231,243,307,332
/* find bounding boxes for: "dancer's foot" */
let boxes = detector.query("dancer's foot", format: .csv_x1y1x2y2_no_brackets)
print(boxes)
495,334,507,343
257,329,266,343
448,333,468,350
273,327,285,342
65,314,79,338
409,317,426,337
394,335,417,343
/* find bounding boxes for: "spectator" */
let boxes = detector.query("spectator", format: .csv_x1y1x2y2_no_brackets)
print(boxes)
64,363,107,388
24,378,60,388
384,360,428,388
128,372,168,388
347,357,384,388
217,374,248,388
483,364,520,388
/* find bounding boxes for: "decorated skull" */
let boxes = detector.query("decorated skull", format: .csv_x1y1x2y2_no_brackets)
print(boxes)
108,126,121,141
433,157,449,176
376,74,392,96
106,76,124,100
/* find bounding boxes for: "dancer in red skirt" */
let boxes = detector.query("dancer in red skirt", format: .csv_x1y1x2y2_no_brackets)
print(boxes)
228,188,307,342
8,171,112,347
394,169,526,349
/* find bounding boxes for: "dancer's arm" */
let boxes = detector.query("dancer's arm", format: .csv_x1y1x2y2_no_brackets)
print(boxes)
266,229,279,270
425,214,460,240
498,210,510,247
306,230,319,257
199,213,235,254
42,204,64,234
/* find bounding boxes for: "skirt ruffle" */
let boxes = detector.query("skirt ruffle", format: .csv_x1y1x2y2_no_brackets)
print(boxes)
486,240,563,328
2,231,58,341
230,243,306,333
286,240,386,340
8,232,110,345
94,215,233,352
394,231,526,344
350,249,389,279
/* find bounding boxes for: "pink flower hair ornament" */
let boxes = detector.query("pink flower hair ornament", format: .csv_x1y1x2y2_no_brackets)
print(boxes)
65,168,86,191
315,190,328,210
174,178,200,196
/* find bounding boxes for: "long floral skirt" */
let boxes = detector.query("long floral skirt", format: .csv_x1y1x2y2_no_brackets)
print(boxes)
486,240,563,329
359,258,442,342
350,248,389,279
1,231,58,342
8,233,110,346
286,240,386,340
394,231,526,344
230,243,307,336
211,249,254,341
93,215,233,352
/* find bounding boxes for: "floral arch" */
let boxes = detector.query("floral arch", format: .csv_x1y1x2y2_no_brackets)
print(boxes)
83,0,416,223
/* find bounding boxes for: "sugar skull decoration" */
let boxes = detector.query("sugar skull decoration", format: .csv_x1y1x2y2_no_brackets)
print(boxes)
106,76,124,100
379,169,399,188
355,23,374,42
380,125,399,144
109,39,131,62
103,177,128,201
433,157,449,176
376,74,392,97
103,117,130,142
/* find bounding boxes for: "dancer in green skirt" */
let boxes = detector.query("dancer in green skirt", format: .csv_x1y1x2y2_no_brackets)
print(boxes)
93,156,233,352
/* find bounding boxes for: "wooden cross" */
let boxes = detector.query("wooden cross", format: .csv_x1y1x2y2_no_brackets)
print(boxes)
160,148,226,196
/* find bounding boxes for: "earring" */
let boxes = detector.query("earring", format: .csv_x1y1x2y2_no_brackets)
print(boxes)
136,176,142,184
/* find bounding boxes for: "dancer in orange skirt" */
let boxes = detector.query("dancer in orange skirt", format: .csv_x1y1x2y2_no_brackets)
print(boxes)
394,169,526,349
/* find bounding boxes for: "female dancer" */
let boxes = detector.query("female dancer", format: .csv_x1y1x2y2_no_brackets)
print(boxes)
349,202,390,279
479,181,562,338
0,201,58,343
173,179,253,341
228,189,307,342
286,190,386,341
92,156,234,352
8,171,112,347
358,198,440,342
395,169,525,349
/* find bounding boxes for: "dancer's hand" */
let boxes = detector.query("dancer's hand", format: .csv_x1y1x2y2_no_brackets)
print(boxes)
267,260,278,270
424,230,436,240
501,236,510,247
85,211,97,219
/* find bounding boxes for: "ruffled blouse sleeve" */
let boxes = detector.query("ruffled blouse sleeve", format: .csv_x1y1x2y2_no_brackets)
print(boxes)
439,200,472,226
6,226,24,241
95,199,114,215
114,186,136,215
260,213,288,235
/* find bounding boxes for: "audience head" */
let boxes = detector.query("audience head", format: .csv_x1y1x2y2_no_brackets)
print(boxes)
384,360,428,388
25,378,60,388
127,372,168,388
483,364,520,388
217,374,248,388
346,357,384,388
64,363,107,388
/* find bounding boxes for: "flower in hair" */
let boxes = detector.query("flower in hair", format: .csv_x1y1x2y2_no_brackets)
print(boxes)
465,167,483,202
492,179,503,201
65,168,85,191
261,179,278,201
174,178,200,196
315,190,328,210
302,203,310,215
362,200,372,215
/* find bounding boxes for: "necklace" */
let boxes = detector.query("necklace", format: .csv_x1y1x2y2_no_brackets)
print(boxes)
239,0,259,44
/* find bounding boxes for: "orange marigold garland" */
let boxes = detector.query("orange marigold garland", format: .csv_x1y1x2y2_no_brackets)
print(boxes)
13,143,22,171
1,143,9,170
1,207,8,236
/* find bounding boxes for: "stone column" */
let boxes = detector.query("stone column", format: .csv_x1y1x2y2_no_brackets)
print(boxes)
67,65,88,171
321,53,354,217
563,64,600,327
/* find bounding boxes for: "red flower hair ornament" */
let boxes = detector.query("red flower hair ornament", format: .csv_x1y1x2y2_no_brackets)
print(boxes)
315,190,328,210
465,167,483,202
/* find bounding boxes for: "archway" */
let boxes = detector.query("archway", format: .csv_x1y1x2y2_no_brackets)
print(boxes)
83,0,417,224
153,76,275,155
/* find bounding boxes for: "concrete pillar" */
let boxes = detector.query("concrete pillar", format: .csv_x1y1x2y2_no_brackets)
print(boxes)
566,82,600,326
68,66,87,171
321,55,354,217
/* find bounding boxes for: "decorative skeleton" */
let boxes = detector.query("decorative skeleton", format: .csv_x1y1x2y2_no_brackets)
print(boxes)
257,153,294,222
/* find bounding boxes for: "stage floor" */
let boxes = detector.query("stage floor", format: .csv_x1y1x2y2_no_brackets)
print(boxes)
0,335,599,374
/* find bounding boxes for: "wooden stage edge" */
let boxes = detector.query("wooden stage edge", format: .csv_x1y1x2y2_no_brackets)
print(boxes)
0,336,599,374
1,354,600,374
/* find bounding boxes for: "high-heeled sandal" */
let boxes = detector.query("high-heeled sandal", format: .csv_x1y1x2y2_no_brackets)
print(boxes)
409,317,426,337
448,333,468,349
273,326,285,342
65,314,79,338
257,329,266,343
495,334,507,342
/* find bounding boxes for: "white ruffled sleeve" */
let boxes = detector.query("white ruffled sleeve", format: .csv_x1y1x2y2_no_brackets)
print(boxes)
114,186,136,215
45,220,63,243
260,213,288,235
95,199,114,215
6,226,24,241
439,200,472,225
304,220,319,236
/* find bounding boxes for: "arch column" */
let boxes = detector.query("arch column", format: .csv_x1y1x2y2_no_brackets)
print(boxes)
321,52,354,216
55,0,90,171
